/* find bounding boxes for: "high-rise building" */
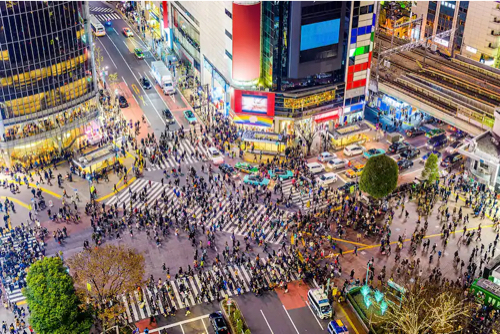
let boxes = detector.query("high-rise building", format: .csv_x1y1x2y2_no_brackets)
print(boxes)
413,1,500,67
162,0,375,147
0,1,99,169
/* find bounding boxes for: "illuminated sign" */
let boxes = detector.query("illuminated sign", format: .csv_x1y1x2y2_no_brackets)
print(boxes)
434,37,449,47
242,95,267,114
284,90,336,109
466,45,477,54
232,89,275,117
314,109,341,122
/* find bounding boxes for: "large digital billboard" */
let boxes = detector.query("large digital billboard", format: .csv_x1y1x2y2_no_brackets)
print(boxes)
242,95,268,114
231,90,275,117
300,19,340,51
232,3,261,82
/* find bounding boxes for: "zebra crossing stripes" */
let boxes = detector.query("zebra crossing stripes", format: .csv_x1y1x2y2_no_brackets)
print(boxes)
89,6,115,13
94,13,122,22
280,179,339,212
145,141,210,172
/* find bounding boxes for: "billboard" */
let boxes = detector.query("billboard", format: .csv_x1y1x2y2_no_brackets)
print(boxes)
300,19,340,51
232,89,275,117
232,3,261,82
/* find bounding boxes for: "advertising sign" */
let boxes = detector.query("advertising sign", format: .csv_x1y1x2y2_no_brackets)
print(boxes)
232,89,275,117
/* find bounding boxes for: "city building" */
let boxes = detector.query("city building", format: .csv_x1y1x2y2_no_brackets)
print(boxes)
0,1,99,168
144,1,375,151
413,1,500,67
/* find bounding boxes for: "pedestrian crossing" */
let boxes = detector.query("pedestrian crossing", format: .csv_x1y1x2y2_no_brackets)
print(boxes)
280,179,341,212
120,257,301,323
105,179,288,244
89,6,115,13
94,13,122,22
144,140,211,172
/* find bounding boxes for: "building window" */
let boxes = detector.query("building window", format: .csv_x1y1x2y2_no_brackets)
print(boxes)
225,50,232,60
225,29,232,40
225,8,232,19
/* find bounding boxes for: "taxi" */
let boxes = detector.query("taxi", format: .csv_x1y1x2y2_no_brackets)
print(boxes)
268,168,293,180
134,48,144,59
123,27,133,37
327,319,349,334
345,163,364,178
235,162,258,174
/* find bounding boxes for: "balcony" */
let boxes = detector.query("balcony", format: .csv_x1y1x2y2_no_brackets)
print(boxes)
488,42,499,49
492,30,500,37
494,17,500,24
0,109,100,149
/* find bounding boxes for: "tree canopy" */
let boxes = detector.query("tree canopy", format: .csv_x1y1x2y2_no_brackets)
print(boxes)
359,154,399,199
23,257,92,334
421,153,440,184
67,244,145,328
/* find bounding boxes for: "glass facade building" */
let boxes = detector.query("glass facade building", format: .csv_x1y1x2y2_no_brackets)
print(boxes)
0,1,98,169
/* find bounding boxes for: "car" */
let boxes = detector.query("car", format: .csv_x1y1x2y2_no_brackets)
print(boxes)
405,127,426,138
448,131,466,143
118,95,128,108
243,175,270,187
343,144,364,157
162,109,175,124
268,168,293,180
234,162,259,174
134,48,144,59
346,163,365,178
328,319,349,334
209,312,230,334
307,162,325,174
425,128,445,138
140,77,152,89
208,147,224,165
327,158,348,170
318,151,337,163
398,158,414,170
446,140,462,154
421,150,442,162
318,172,338,186
400,147,421,160
441,153,464,167
388,141,409,154
338,181,358,193
426,134,448,150
218,163,237,176
122,27,133,37
183,110,196,124
363,148,385,159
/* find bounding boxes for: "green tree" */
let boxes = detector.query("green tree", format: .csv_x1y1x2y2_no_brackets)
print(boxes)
359,154,399,199
23,257,92,334
421,153,440,184
244,329,252,334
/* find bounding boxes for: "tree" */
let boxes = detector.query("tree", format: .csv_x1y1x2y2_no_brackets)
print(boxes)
23,257,92,334
421,153,440,184
380,284,470,334
94,45,103,71
67,245,145,330
359,154,398,199
294,121,319,155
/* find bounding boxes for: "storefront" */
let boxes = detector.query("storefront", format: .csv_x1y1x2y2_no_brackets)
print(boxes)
203,56,230,116
172,6,201,77
72,144,122,175
328,122,371,150
240,130,286,154
342,101,365,125
145,2,162,40
376,94,415,122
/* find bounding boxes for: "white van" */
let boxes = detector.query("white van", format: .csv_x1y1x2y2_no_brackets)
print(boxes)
208,147,224,165
343,144,364,157
307,162,325,174
308,288,332,319
318,172,338,186
327,158,348,170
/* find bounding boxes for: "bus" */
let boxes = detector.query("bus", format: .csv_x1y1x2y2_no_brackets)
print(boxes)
308,288,333,319
90,15,105,37
470,278,500,309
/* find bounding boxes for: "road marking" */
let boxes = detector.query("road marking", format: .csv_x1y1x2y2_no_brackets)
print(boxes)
339,304,360,334
305,301,324,331
180,324,185,334
201,318,208,334
112,27,118,35
145,314,210,333
121,76,128,86
105,33,166,125
260,310,275,334
131,83,140,95
95,38,117,69
282,305,300,334
0,196,30,210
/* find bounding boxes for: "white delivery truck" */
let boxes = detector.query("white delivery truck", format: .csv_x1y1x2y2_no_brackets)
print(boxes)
151,61,175,95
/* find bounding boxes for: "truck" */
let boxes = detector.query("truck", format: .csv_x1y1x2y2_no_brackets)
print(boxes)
151,61,175,95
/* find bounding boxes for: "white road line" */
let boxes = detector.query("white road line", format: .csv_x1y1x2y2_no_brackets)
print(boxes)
113,27,118,35
146,314,210,333
283,305,300,334
105,33,166,125
180,324,185,334
261,310,275,334
305,301,324,331
201,318,208,334
122,76,128,86
95,38,117,69
132,95,140,105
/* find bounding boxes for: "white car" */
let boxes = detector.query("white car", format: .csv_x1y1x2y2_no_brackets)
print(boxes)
318,172,338,186
327,158,349,170
343,144,364,157
318,151,337,163
307,162,325,174
208,147,224,165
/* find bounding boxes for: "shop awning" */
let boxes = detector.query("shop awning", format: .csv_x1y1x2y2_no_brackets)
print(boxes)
328,121,371,139
240,130,286,144
233,114,273,128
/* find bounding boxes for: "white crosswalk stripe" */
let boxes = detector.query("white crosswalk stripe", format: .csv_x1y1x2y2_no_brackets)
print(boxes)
89,6,115,13
95,13,121,21
144,140,211,172
120,261,301,323
280,179,340,212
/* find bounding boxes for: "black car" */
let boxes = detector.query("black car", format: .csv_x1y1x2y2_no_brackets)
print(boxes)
141,77,152,89
405,127,425,138
388,141,409,154
209,312,230,334
398,158,414,170
338,181,358,193
400,147,421,160
162,109,175,124
118,95,129,108
218,163,236,176
441,152,464,167
448,131,466,143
